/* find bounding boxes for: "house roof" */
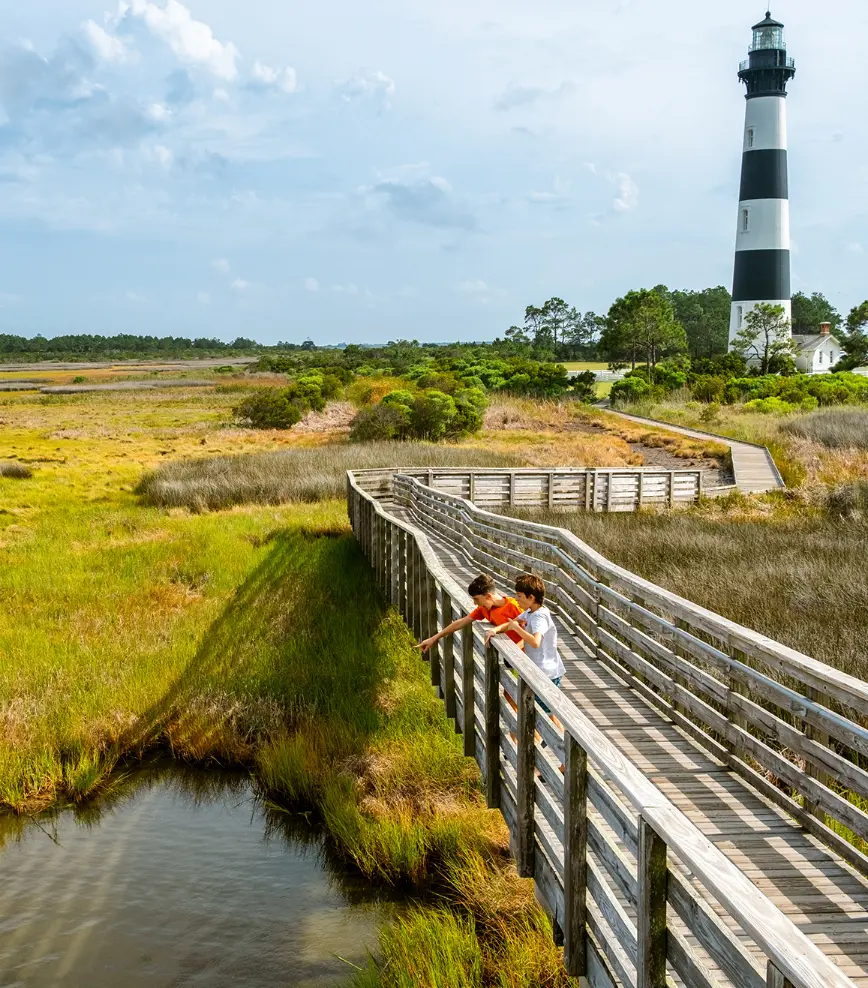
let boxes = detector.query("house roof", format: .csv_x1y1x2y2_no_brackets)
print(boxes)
792,334,840,353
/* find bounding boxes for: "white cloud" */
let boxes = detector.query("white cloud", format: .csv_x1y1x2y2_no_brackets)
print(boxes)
847,242,864,254
83,19,134,62
197,291,211,304
126,291,146,302
332,283,359,296
231,278,251,291
337,69,396,109
304,277,320,293
147,102,170,121
120,0,240,80
212,258,230,275
613,172,639,212
251,60,298,94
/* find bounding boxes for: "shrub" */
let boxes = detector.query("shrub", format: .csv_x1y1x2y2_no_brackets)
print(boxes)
410,390,457,440
0,462,33,479
233,389,303,429
350,404,410,442
692,375,726,404
743,396,794,415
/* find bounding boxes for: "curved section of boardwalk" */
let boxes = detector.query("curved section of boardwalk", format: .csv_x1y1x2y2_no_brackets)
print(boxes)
600,407,784,494
349,471,868,988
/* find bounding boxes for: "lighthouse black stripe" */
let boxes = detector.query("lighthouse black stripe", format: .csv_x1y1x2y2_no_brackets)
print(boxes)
739,150,788,201
732,249,791,302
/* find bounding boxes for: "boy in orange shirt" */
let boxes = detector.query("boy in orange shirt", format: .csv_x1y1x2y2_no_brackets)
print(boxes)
416,574,524,653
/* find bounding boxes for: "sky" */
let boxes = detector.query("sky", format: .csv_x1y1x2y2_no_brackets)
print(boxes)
0,0,865,344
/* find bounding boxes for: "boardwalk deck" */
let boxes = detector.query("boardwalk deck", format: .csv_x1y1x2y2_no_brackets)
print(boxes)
349,470,868,988
600,407,784,494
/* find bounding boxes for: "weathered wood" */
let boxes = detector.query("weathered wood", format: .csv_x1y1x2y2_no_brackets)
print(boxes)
637,817,668,988
516,678,536,878
462,624,475,757
563,734,588,977
427,570,441,692
485,641,501,810
442,589,457,720
768,962,795,988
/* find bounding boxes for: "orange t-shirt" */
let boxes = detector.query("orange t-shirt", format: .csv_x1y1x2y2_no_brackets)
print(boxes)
470,597,524,645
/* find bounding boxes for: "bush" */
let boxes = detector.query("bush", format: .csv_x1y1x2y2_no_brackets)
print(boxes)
350,404,410,442
410,390,457,440
691,375,726,404
0,462,33,479
743,396,795,415
610,376,664,405
233,389,303,429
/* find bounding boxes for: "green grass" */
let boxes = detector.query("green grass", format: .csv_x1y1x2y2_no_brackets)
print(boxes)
561,361,609,371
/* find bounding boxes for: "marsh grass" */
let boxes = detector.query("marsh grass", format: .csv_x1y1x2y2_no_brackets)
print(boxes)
136,442,522,511
782,409,868,450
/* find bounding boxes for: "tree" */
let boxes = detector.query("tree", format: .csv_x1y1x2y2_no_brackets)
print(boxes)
835,301,868,370
541,297,570,348
524,305,550,350
666,286,731,359
410,390,457,440
731,303,796,374
563,309,603,359
791,291,841,335
600,289,688,378
234,389,303,429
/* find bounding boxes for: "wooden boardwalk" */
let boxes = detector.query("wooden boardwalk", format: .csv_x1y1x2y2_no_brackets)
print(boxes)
600,407,784,494
348,470,868,988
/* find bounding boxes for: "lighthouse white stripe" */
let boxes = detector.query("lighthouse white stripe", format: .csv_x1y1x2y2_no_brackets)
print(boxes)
743,96,788,152
729,299,792,345
734,198,790,252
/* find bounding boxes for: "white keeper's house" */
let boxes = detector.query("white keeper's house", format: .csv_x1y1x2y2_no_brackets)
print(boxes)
792,322,841,375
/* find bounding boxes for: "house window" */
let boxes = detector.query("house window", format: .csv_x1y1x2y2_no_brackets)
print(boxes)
818,351,823,364
747,128,755,148
741,208,750,232
736,306,743,328
830,352,836,363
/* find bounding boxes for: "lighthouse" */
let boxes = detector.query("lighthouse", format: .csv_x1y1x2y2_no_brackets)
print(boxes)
729,12,796,347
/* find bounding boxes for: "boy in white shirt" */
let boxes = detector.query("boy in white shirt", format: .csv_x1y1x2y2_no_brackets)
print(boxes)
485,573,565,711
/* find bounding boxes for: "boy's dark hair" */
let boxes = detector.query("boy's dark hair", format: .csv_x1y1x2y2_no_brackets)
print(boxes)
515,573,545,605
467,574,496,597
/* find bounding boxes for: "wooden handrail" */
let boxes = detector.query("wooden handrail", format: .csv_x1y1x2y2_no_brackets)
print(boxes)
347,471,858,988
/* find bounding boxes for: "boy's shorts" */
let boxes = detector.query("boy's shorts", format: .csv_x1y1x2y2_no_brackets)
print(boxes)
537,676,562,716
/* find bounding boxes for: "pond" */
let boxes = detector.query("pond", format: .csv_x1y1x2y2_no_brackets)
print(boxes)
0,763,391,987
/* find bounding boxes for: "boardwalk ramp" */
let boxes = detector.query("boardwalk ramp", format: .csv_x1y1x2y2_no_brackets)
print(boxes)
348,469,868,988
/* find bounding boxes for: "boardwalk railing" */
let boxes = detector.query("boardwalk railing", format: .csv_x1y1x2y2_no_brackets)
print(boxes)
393,474,868,875
347,471,858,988
353,466,716,513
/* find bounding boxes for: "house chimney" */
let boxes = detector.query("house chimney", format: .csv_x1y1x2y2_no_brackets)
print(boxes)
820,322,831,335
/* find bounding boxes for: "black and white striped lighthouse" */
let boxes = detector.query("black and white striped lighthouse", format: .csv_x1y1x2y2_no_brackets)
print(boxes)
729,12,796,346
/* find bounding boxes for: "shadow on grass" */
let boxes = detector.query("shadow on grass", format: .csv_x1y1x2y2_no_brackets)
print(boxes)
118,524,393,763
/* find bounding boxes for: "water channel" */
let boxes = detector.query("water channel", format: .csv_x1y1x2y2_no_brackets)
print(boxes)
0,763,392,987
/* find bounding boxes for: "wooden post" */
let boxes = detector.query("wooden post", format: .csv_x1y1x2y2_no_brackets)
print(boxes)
585,472,593,512
414,543,424,640
509,471,516,506
469,472,476,503
398,529,407,619
427,469,433,489
637,470,644,509
637,817,668,988
767,962,795,988
668,471,675,508
484,641,501,809
442,590,456,719
696,469,703,501
462,624,475,756
605,472,613,512
805,685,830,824
427,571,442,693
547,471,555,510
407,540,417,639
515,678,536,878
563,734,588,977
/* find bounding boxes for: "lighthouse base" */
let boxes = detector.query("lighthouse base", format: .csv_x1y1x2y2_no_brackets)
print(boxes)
728,298,792,350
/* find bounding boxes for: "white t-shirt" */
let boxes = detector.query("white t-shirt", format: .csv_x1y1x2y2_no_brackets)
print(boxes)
519,606,565,680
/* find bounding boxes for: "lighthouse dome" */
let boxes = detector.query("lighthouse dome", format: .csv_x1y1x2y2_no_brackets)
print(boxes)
751,12,785,51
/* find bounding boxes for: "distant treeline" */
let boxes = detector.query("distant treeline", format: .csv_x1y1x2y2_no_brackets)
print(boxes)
0,333,263,363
